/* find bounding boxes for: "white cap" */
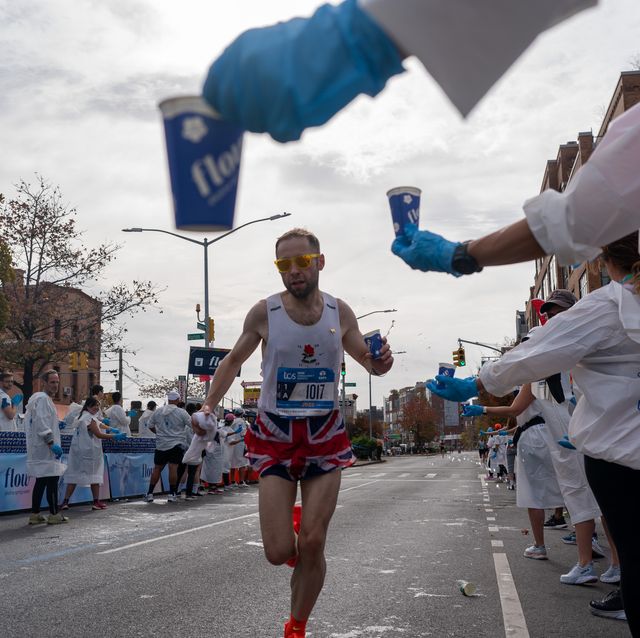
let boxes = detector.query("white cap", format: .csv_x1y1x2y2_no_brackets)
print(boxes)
166,390,180,401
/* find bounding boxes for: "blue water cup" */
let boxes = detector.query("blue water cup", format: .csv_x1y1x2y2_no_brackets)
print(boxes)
436,362,456,390
159,96,244,231
364,329,383,359
386,186,421,237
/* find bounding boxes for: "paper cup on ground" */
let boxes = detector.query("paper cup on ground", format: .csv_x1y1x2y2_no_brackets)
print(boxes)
364,330,383,359
159,96,243,231
456,580,477,596
387,186,421,237
436,362,456,389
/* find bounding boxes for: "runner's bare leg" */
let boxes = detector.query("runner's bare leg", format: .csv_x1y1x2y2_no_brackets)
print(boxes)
259,475,298,565
291,470,342,620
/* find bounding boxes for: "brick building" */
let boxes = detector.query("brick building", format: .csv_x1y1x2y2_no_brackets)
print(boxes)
0,269,102,404
525,70,640,328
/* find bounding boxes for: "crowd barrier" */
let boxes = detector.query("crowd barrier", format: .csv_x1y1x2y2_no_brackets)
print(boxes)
0,432,169,514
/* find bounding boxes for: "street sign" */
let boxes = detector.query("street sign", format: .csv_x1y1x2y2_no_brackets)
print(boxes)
187,333,205,341
187,346,240,377
339,400,353,407
344,382,357,387
196,321,206,331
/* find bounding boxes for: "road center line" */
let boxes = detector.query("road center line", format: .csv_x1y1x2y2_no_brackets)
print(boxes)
98,480,380,555
493,552,530,637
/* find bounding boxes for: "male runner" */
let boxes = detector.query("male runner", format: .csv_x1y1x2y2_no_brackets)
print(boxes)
202,228,394,638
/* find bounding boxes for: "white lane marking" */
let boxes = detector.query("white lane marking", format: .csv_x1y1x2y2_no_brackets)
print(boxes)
368,473,387,478
97,512,260,554
99,480,379,555
491,540,504,548
485,509,494,513
488,526,500,533
493,553,530,637
487,517,496,521
398,473,410,478
425,473,437,478
343,472,362,478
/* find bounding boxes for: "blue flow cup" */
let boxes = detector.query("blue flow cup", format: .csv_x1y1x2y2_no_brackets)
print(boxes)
436,362,456,390
386,186,421,237
159,96,244,231
364,330,384,359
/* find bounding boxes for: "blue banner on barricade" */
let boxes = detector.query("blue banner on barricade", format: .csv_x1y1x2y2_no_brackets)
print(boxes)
57,454,110,505
106,453,157,499
0,453,33,513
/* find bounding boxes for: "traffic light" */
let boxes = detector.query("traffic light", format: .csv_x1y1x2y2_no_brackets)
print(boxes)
340,361,346,377
452,349,460,366
208,317,215,342
458,347,466,366
79,351,89,369
69,352,78,370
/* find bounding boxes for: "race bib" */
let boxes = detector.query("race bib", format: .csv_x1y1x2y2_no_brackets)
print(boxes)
276,367,335,415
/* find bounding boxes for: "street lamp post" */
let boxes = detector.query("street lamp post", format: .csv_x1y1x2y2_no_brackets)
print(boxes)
123,212,291,394
354,309,397,439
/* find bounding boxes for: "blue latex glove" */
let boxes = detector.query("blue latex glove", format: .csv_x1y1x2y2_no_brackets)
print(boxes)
11,394,23,406
558,435,576,450
462,404,484,417
202,0,404,142
426,376,479,402
391,224,462,276
102,418,110,426
58,420,66,430
126,410,137,417
490,451,497,459
497,431,509,436
51,444,63,459
1,398,8,409
113,432,127,442
106,427,121,435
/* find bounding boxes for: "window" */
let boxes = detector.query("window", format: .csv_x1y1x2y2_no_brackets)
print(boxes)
549,257,558,292
579,272,589,298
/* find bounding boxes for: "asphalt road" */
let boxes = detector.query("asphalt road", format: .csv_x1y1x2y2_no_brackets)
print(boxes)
0,454,630,638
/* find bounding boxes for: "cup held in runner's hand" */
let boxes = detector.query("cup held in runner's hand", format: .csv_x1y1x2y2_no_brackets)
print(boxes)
159,96,243,231
363,329,383,359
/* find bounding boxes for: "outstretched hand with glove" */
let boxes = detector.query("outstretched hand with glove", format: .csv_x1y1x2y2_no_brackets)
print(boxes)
202,0,405,142
461,404,484,417
427,376,479,403
392,224,462,276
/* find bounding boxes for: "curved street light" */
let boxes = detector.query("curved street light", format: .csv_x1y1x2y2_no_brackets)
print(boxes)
123,212,291,393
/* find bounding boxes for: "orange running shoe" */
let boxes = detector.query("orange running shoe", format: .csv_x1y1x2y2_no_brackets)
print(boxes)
285,504,302,568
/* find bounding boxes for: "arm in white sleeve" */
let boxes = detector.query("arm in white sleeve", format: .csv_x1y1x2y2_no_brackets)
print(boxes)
524,102,640,264
115,405,131,428
359,0,596,116
480,290,619,396
31,397,54,441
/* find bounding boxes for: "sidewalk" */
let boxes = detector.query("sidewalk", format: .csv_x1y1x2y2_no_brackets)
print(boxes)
352,458,386,467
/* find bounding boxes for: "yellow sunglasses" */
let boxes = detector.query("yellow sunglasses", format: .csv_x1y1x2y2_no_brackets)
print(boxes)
274,253,321,273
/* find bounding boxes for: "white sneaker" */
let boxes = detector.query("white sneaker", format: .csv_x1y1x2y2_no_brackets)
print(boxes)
600,565,621,584
167,493,177,503
144,493,154,503
560,562,598,585
523,545,548,560
239,482,249,488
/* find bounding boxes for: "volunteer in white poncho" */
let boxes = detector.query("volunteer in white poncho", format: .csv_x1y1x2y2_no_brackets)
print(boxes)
61,396,127,511
0,372,21,432
138,401,157,438
429,232,640,634
25,370,67,525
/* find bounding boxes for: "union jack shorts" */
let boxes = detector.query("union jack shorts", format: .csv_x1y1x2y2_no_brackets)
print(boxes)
245,410,355,481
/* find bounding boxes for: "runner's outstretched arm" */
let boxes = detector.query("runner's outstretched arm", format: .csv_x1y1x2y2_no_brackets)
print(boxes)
202,301,265,412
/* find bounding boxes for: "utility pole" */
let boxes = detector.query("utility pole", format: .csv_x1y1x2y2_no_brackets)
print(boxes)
118,348,123,394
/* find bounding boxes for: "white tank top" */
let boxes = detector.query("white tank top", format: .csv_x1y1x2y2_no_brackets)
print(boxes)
259,292,343,417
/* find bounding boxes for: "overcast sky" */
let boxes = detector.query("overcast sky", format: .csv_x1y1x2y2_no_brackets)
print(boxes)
2,0,639,409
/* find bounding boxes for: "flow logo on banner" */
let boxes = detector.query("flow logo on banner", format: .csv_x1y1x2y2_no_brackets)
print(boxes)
187,347,240,377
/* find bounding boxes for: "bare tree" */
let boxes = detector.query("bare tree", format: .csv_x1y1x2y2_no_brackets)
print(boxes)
0,176,163,400
138,377,206,400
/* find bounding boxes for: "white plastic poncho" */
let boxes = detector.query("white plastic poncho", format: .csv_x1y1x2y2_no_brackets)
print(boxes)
25,392,66,478
182,412,218,465
515,401,563,510
105,404,131,436
149,404,192,451
480,281,640,471
138,409,156,438
0,388,17,432
64,411,105,486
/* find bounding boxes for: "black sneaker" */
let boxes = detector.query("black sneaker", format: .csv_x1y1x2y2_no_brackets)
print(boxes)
543,515,567,529
589,589,627,621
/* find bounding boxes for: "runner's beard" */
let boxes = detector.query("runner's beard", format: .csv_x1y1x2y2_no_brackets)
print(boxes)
285,272,318,299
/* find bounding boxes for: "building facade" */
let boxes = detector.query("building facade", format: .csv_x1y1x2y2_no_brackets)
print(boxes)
525,70,640,328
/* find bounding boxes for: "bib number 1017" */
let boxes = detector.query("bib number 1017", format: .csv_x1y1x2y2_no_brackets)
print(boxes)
305,384,325,400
